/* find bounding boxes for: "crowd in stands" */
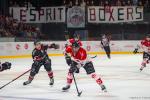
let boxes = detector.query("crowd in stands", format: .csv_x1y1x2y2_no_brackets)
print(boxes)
63,0,149,7
9,0,150,7
0,0,149,39
0,15,46,39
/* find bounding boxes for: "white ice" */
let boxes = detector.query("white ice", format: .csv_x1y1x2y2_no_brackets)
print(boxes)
0,54,150,100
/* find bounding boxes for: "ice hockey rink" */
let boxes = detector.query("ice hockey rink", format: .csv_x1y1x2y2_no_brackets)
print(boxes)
1,54,150,100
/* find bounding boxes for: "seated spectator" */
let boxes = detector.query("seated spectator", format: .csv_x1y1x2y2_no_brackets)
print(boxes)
127,0,133,6
0,14,45,40
116,0,122,6
138,0,144,6
80,0,86,7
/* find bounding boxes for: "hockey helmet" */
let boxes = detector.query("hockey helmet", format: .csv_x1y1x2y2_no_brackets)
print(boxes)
102,34,106,38
34,40,41,45
146,34,150,38
73,33,79,40
72,41,80,48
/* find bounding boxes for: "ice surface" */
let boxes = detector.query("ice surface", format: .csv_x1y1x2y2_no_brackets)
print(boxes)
0,54,150,100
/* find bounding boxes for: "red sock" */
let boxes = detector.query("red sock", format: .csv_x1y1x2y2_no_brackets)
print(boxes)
91,73,103,85
48,71,53,78
96,78,103,84
67,72,73,85
28,76,34,81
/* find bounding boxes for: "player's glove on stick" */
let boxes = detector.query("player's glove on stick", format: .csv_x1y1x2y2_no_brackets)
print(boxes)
1,62,11,71
133,48,138,54
69,61,79,73
50,43,59,49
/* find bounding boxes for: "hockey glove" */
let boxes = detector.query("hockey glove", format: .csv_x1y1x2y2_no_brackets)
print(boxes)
65,56,72,66
50,43,59,49
1,62,11,71
69,66,78,73
65,53,72,66
69,61,79,73
133,48,138,54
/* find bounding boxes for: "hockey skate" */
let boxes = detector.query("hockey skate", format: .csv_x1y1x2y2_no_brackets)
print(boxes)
140,67,146,71
140,64,146,72
140,67,143,71
62,85,70,91
107,55,111,59
23,80,32,85
100,84,107,92
49,78,54,86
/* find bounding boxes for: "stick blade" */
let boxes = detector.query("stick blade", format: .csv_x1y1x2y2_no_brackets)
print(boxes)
78,91,82,97
91,55,97,58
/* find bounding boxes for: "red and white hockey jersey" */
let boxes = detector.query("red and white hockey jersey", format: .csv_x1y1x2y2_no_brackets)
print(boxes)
65,46,90,66
141,39,150,53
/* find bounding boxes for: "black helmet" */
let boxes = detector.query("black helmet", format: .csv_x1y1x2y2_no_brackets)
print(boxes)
73,33,79,39
72,42,80,48
146,34,150,38
34,40,41,45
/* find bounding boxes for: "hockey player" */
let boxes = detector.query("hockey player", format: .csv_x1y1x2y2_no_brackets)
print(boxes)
0,62,11,72
23,40,59,86
62,42,107,92
65,33,82,68
134,35,150,71
100,34,111,59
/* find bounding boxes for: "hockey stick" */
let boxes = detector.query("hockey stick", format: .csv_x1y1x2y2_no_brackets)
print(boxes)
0,69,31,89
90,55,97,59
72,73,82,96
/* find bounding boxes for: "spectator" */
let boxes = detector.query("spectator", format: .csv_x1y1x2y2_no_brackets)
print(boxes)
138,0,144,6
68,1,73,8
99,0,104,6
127,0,133,6
91,0,94,6
144,0,149,8
0,14,44,39
80,0,86,7
116,0,122,6
75,0,79,6
104,0,110,6
121,0,126,6
86,0,90,6
133,0,138,5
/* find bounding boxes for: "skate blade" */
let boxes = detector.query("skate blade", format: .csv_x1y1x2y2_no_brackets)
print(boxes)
78,91,82,97
103,89,107,92
62,89,69,92
49,84,54,87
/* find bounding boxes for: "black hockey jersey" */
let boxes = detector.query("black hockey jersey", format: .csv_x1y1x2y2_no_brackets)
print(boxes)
32,44,49,62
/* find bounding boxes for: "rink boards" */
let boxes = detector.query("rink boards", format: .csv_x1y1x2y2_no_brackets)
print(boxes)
0,41,141,59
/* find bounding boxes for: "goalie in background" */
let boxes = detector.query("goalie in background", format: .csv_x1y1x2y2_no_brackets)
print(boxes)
0,62,11,72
